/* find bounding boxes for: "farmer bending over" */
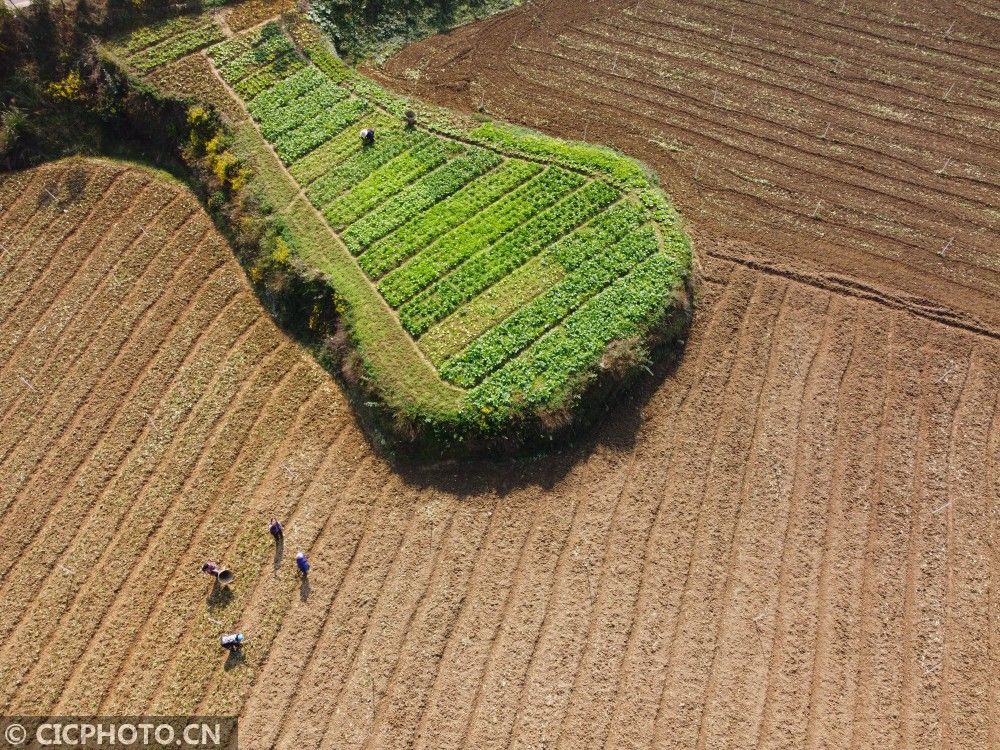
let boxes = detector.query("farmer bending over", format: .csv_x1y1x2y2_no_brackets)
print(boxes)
220,633,245,652
295,551,310,576
269,518,283,541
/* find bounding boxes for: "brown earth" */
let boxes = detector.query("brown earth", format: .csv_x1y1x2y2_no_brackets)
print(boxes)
1,150,997,750
372,0,1000,337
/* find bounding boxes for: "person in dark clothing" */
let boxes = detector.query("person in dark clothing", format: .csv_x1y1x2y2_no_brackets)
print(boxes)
203,560,234,585
295,551,310,576
269,518,283,541
220,633,245,652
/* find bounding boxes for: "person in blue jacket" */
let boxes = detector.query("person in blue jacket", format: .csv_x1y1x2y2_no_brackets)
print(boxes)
295,551,310,577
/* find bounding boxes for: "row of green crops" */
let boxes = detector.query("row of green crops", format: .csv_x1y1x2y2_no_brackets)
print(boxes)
232,51,305,100
246,67,328,121
272,99,369,163
289,114,398,184
548,201,649,269
253,79,350,142
226,26,672,398
357,159,541,278
305,130,414,206
127,22,225,72
320,138,453,228
417,256,565,365
468,252,684,423
377,166,584,307
211,24,296,82
207,22,263,64
113,15,202,55
441,218,657,387
210,23,376,165
341,147,502,254
114,10,692,452
399,179,619,335
418,201,650,364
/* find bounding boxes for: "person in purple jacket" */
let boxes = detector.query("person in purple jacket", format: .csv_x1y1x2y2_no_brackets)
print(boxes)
268,518,283,542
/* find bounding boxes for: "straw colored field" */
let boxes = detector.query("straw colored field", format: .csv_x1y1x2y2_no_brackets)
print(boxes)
0,158,996,749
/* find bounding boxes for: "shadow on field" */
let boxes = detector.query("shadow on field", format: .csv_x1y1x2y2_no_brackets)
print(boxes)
393,333,691,495
207,581,234,609
223,648,245,672
273,537,285,572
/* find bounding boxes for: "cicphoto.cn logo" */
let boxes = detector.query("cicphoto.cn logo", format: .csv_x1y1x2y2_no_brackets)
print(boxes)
0,717,237,748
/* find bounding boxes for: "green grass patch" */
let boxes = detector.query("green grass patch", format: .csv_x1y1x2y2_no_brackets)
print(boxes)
122,10,693,454
230,122,299,210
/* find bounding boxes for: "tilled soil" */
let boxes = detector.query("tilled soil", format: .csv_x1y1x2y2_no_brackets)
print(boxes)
373,0,1000,336
0,158,996,749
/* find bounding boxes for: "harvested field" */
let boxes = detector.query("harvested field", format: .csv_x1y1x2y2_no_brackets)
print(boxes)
374,0,1000,334
1,157,997,749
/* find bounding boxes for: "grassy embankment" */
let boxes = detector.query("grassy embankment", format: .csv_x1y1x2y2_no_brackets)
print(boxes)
103,8,693,454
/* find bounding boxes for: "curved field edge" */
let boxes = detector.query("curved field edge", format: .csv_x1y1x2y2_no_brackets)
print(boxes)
103,9,693,454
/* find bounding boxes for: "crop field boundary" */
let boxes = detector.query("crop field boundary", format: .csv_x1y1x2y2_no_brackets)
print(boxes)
707,246,1000,343
101,6,694,454
372,0,1000,337
3,1,998,744
203,13,606,182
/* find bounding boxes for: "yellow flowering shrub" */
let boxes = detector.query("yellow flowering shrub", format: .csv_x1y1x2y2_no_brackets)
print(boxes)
48,71,82,100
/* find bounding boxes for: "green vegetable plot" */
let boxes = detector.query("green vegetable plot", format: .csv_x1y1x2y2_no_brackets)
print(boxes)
109,17,225,72
118,12,692,448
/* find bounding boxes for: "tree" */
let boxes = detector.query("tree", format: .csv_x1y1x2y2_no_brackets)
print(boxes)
25,0,59,79
0,5,22,80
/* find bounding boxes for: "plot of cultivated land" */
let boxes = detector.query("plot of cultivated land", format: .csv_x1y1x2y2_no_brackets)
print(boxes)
375,0,1000,334
1,159,997,749
109,13,691,431
107,14,226,73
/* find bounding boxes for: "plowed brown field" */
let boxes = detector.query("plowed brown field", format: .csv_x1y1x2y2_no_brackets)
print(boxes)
374,0,1000,336
1,149,997,749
